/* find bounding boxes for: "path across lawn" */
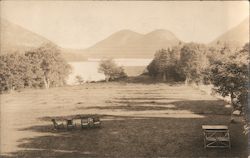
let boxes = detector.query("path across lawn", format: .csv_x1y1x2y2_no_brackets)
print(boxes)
0,83,248,157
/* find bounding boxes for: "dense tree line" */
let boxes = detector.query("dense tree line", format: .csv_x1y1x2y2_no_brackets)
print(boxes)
0,43,71,92
147,42,249,112
147,43,209,84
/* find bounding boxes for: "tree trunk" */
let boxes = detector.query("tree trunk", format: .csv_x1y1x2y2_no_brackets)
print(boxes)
163,72,166,81
47,79,50,88
105,75,110,82
185,77,190,85
230,92,237,110
8,82,14,93
44,77,50,89
9,85,14,93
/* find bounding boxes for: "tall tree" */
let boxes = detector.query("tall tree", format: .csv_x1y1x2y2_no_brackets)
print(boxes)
25,43,71,88
209,43,249,111
147,59,158,78
179,43,208,85
155,49,170,81
148,48,180,81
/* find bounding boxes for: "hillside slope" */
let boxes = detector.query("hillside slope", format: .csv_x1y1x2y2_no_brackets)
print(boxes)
83,29,181,58
0,19,86,61
1,19,51,53
210,18,249,47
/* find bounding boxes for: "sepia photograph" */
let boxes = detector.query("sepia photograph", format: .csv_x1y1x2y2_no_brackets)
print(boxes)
0,1,249,157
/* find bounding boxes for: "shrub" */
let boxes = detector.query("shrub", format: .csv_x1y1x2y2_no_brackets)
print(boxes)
98,59,127,82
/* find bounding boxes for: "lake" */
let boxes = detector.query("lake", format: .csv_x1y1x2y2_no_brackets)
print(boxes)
67,58,152,85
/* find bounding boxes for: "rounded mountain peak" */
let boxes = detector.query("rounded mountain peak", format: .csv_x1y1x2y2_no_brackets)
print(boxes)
111,29,143,37
145,29,177,40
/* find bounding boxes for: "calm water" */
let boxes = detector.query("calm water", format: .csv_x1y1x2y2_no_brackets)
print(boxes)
67,58,152,85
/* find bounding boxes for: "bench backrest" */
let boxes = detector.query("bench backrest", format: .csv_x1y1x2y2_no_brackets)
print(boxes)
202,125,228,130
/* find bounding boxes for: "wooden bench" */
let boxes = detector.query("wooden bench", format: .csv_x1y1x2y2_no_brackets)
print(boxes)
202,125,231,149
92,117,101,128
80,117,101,129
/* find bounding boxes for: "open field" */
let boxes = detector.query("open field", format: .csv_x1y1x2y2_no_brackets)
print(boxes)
0,83,248,158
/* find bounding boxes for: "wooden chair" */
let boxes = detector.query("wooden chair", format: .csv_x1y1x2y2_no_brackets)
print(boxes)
81,118,89,129
202,125,231,149
66,119,76,130
93,117,101,128
88,117,94,128
51,119,64,130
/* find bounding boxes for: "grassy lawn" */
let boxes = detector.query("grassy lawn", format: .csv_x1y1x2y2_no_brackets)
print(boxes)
0,83,248,158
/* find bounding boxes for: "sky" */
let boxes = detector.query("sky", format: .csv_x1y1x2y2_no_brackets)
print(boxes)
1,1,249,49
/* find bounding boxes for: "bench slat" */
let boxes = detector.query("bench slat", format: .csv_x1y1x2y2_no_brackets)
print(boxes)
206,137,230,142
202,125,228,130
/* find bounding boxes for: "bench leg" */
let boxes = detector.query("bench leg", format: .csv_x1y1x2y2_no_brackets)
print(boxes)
204,138,207,149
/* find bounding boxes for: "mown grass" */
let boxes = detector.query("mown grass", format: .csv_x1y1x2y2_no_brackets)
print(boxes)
1,83,248,158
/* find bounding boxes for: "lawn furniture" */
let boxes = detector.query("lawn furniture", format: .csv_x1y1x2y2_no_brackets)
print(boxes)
81,118,90,129
66,119,76,130
202,125,231,149
81,116,101,129
92,117,101,128
51,119,65,130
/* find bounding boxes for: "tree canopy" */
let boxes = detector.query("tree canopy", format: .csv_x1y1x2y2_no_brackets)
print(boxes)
25,43,71,88
98,59,127,82
0,43,71,92
0,53,29,91
209,43,249,111
179,43,209,84
146,42,248,113
147,47,183,81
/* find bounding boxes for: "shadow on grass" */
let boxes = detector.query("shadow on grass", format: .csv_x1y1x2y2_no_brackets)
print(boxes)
124,75,185,85
113,97,189,100
80,100,231,115
2,113,248,158
87,105,171,111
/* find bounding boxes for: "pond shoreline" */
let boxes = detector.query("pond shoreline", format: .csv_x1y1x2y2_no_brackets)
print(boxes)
67,58,152,85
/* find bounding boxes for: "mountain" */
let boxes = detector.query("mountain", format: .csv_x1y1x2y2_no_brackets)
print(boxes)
83,29,181,58
1,18,51,53
0,19,86,61
210,17,249,47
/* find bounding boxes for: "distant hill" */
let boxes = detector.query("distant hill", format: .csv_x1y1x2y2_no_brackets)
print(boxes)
210,17,249,47
83,29,182,58
1,18,51,53
0,19,86,61
2,17,247,60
